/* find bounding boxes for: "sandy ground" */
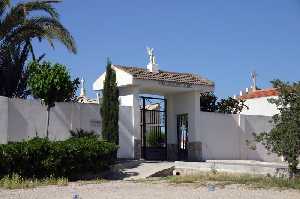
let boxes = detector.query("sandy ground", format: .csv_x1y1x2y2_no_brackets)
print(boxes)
1,181,300,199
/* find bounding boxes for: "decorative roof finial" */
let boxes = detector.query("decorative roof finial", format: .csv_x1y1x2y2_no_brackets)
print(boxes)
146,47,159,73
80,77,86,97
251,71,257,91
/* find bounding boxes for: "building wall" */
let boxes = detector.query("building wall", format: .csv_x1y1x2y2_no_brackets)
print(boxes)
241,96,279,116
167,91,201,160
0,95,283,162
194,111,281,162
167,92,200,144
0,97,134,159
0,97,8,144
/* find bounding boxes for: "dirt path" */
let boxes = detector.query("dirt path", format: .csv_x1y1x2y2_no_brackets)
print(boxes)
1,181,300,199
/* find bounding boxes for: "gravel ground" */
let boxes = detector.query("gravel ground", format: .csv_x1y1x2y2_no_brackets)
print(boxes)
1,181,300,199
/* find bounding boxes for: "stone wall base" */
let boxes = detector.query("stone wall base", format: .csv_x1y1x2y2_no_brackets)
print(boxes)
188,142,202,161
134,139,141,160
167,144,178,161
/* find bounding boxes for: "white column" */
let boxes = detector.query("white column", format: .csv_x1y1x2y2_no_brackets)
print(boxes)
132,89,141,139
0,96,8,144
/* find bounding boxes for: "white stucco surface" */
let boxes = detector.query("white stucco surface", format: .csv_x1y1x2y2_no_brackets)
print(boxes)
0,95,283,162
241,96,279,116
0,97,134,159
0,96,8,144
93,66,133,91
167,91,200,144
196,111,280,162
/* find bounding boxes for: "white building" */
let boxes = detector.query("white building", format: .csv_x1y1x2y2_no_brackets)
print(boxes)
93,48,214,160
239,88,279,116
235,72,280,116
77,78,98,104
91,49,279,162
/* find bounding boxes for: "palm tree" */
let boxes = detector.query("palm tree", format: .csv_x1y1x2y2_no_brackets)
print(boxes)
0,0,76,98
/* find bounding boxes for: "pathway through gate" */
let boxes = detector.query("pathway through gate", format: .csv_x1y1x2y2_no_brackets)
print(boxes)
140,96,167,160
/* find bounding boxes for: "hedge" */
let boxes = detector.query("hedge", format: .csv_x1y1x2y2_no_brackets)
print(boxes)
0,137,118,179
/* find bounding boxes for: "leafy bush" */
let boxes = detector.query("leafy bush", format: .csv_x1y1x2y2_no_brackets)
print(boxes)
70,129,98,139
0,137,118,179
146,130,165,147
200,92,248,114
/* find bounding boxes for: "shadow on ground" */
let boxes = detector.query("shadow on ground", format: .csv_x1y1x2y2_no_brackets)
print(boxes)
101,160,174,180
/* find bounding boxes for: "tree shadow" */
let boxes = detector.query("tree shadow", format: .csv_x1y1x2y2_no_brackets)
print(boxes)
101,160,143,180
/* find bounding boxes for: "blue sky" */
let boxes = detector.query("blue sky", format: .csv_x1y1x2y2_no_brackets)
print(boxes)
30,0,300,99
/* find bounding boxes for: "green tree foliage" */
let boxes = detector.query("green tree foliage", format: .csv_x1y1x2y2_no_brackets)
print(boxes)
200,92,218,112
254,80,300,178
217,97,247,114
100,60,119,145
200,92,247,114
27,61,79,137
0,0,76,98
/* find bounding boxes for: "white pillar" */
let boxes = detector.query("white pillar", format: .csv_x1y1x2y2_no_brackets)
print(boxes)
0,96,8,144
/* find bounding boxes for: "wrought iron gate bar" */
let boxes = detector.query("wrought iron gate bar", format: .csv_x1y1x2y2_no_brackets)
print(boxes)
140,96,167,160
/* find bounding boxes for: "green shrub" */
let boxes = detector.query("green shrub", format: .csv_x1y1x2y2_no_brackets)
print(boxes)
146,130,165,147
0,137,118,179
70,129,98,139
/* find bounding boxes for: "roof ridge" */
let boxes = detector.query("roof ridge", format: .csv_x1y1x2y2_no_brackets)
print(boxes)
114,64,203,76
112,64,214,86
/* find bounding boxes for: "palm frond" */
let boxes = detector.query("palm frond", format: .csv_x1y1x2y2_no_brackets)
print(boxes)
0,0,10,16
34,17,77,53
0,0,76,98
0,4,26,38
21,0,60,19
0,0,60,38
4,16,77,53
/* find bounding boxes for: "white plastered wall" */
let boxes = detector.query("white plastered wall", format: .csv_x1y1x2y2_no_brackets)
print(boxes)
0,97,134,159
119,86,141,158
0,96,8,144
167,91,200,145
194,111,281,162
92,66,133,91
241,96,279,116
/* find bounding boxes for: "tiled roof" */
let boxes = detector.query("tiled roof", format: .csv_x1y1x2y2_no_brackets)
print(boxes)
113,65,214,86
240,88,279,100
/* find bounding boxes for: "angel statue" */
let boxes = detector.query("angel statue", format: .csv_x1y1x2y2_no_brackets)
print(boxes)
146,47,157,65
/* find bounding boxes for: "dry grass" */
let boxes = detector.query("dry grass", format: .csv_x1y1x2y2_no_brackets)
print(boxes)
164,172,300,190
0,174,68,189
0,174,109,189
77,178,107,186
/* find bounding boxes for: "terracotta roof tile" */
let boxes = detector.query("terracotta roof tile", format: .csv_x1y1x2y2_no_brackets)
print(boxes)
113,65,214,86
240,88,279,100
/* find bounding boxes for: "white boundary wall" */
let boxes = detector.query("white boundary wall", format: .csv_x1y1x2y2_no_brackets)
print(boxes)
194,111,281,162
0,96,283,162
0,96,134,159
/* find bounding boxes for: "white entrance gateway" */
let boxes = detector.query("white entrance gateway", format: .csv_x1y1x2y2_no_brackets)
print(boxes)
93,49,214,160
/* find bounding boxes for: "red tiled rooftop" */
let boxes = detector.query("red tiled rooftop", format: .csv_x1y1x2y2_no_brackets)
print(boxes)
240,88,279,100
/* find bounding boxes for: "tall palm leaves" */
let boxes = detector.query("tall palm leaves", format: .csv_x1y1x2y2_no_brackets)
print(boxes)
0,0,76,97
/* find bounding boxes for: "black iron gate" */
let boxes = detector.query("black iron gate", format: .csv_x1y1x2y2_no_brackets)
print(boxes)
140,96,167,160
177,114,188,161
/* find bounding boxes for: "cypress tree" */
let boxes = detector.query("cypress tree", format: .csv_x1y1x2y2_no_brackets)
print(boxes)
100,59,119,145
